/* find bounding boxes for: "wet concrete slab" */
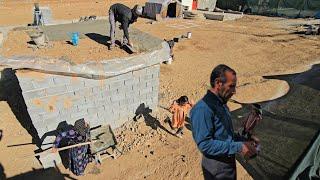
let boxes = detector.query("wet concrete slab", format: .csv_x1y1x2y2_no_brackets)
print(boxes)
37,20,163,52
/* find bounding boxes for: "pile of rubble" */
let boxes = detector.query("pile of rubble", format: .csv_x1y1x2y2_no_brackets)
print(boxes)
114,115,169,153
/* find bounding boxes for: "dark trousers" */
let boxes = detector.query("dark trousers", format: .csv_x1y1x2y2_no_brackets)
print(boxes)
109,9,116,46
202,155,236,180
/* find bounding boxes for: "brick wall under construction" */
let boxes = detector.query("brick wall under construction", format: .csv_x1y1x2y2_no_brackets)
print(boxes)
15,64,160,149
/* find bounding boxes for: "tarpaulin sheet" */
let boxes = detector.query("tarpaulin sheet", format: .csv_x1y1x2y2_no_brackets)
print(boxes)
232,64,320,179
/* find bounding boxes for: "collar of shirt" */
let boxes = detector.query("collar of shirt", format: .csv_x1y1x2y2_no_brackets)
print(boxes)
203,90,235,136
203,90,224,106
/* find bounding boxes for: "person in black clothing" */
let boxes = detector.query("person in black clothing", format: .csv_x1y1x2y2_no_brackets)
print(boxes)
108,3,143,50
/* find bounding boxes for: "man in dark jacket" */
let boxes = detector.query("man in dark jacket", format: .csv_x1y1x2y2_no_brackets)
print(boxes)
190,64,258,180
108,3,143,50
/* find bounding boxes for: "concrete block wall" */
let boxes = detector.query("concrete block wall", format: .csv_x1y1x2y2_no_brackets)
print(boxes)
16,64,160,143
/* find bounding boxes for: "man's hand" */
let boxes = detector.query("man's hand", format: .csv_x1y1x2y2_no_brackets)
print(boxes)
250,135,260,144
51,147,58,153
241,141,257,158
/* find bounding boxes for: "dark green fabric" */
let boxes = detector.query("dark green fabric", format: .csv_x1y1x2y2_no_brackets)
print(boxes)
216,0,320,17
290,133,320,180
232,64,320,179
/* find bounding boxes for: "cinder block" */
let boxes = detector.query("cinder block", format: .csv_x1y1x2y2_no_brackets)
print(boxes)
32,119,46,131
87,105,105,114
146,65,160,74
22,89,47,100
45,85,67,96
110,93,125,102
84,93,104,104
78,103,95,112
153,72,160,79
112,108,121,118
118,98,135,106
104,103,113,110
84,79,101,88
117,85,134,95
69,96,86,106
74,87,92,97
28,113,42,123
53,76,72,85
19,81,35,91
97,109,113,120
143,74,154,81
91,85,107,94
95,99,111,109
70,110,88,119
114,72,133,81
125,91,140,99
139,87,153,96
109,80,125,90
146,90,158,98
132,69,146,77
66,81,85,91
32,77,55,89
101,93,112,102
45,119,60,132
39,111,60,121
146,79,159,88
27,106,47,115
58,109,72,119
123,78,135,86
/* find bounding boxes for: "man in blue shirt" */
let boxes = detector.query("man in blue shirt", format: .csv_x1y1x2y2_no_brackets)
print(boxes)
190,64,257,180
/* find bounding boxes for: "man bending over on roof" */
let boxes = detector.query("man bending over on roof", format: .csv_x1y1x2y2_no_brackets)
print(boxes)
108,3,143,50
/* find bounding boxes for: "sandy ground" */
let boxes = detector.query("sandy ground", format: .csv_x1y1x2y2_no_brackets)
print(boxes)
1,30,131,64
1,0,320,179
0,0,144,26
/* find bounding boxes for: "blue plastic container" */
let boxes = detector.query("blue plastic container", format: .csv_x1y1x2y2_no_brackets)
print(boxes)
71,32,79,46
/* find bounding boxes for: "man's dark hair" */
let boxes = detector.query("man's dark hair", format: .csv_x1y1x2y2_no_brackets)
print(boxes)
210,64,236,87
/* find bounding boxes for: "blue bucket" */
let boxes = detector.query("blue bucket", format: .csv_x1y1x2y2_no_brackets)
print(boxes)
69,32,79,46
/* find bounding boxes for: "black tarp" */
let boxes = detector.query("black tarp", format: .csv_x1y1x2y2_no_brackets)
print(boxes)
232,64,320,179
216,0,320,17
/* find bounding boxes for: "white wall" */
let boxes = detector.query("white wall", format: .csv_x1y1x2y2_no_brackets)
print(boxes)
181,0,193,10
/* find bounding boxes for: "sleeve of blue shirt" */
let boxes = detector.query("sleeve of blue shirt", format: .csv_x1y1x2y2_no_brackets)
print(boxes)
191,106,243,156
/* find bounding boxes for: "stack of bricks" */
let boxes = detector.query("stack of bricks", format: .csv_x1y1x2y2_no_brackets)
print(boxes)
16,64,160,149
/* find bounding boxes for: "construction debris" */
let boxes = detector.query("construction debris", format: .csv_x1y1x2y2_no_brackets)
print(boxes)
183,11,201,20
204,11,244,21
294,24,320,36
305,24,320,35
27,30,51,49
79,15,97,22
